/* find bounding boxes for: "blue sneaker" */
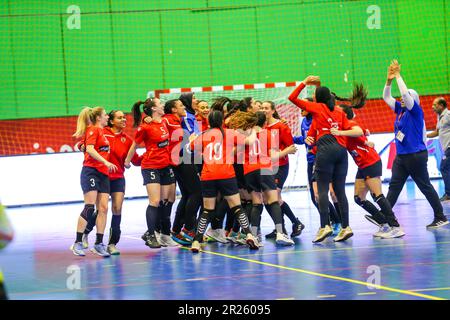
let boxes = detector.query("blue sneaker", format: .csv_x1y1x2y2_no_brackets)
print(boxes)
90,243,110,257
70,242,85,256
181,228,194,242
332,223,341,236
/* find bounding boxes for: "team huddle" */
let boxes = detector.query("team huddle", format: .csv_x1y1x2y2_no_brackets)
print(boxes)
70,60,449,257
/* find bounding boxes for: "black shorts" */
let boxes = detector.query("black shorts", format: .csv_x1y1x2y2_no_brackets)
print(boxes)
201,178,239,198
110,178,126,194
273,164,289,189
315,137,348,177
80,166,110,194
245,169,277,193
356,160,382,180
142,167,175,186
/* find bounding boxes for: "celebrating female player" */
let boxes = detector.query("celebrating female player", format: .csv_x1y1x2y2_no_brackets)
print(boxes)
188,110,259,252
289,76,353,243
125,98,177,249
71,107,118,257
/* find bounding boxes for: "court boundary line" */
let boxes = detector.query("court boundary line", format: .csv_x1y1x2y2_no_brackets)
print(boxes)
189,248,445,300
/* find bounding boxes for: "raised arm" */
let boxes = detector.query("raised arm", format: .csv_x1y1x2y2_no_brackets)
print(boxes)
383,63,397,111
288,76,321,113
391,59,414,110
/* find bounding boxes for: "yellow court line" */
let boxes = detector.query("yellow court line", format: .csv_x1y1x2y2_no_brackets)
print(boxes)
193,248,446,300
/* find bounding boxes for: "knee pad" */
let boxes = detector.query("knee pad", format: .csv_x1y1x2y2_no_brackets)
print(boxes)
354,196,363,206
80,204,95,221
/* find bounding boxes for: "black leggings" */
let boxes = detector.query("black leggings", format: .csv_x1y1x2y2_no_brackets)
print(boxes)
172,163,202,232
315,138,349,228
307,161,341,224
387,150,444,219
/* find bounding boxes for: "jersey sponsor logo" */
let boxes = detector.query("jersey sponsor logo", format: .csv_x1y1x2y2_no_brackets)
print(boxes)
157,140,169,148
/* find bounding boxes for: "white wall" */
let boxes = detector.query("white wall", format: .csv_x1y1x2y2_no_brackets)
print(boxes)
0,133,442,207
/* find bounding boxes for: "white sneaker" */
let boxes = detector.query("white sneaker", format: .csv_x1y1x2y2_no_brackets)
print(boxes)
206,228,229,244
378,227,405,239
82,234,89,249
276,232,295,246
155,231,162,243
373,224,390,238
245,233,259,250
257,233,263,245
159,234,181,247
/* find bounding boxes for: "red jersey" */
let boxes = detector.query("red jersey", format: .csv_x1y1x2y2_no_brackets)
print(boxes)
265,120,293,167
346,120,380,169
307,120,318,155
244,129,273,175
103,127,142,180
162,114,184,166
289,82,351,148
193,128,236,181
134,120,170,169
83,126,110,176
196,115,209,132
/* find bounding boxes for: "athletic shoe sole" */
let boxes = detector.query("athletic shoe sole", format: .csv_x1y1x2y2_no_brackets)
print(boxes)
70,245,85,256
90,248,110,257
333,232,354,242
246,239,259,250
426,220,450,229
312,231,333,243
276,239,295,246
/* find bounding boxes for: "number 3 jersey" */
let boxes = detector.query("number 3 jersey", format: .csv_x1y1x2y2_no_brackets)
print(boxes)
83,126,110,176
134,121,170,169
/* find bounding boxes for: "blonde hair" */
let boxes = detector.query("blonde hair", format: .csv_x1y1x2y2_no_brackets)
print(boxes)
228,110,259,131
73,106,105,138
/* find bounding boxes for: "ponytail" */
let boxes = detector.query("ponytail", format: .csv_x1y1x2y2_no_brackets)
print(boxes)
73,106,104,138
132,98,156,127
73,107,92,138
132,101,144,128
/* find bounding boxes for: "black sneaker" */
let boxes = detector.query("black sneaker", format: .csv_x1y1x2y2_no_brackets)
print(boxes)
440,195,450,202
364,215,381,228
291,219,305,238
145,234,161,248
426,217,449,229
265,229,277,239
141,231,150,241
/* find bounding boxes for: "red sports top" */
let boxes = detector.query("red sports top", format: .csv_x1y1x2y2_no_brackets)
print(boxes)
83,126,110,176
193,128,236,181
346,120,380,169
196,114,209,133
244,129,273,175
265,120,293,167
134,120,170,169
307,120,318,155
162,114,184,166
103,127,142,180
288,82,351,148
